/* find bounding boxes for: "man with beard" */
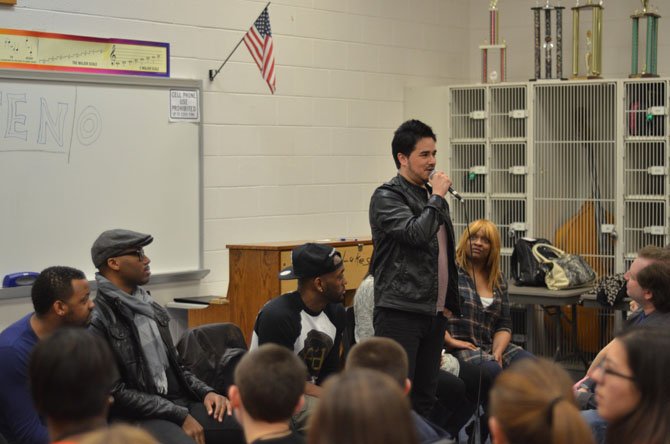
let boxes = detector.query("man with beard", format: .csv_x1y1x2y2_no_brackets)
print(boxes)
0,266,94,444
250,243,347,432
89,229,243,444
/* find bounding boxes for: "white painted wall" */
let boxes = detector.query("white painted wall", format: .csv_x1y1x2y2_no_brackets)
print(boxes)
0,0,471,328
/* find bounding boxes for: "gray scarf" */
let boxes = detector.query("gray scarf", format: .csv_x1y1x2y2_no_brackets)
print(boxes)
96,274,169,395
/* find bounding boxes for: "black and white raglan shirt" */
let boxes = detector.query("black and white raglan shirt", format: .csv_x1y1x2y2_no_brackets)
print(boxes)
250,291,345,384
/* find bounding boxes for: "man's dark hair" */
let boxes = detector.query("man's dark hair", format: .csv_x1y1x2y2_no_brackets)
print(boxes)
234,344,307,422
345,337,408,388
29,328,118,422
391,119,436,169
31,266,86,316
636,261,670,313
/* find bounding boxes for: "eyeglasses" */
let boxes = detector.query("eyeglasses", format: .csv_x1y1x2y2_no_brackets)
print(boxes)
115,248,146,262
594,360,635,382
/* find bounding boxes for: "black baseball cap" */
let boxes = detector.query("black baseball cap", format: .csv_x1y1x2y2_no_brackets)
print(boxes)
278,243,343,280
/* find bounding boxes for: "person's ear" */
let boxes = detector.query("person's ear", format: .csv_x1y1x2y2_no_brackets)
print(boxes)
314,277,324,293
106,257,122,271
293,395,305,415
228,385,242,409
397,152,408,168
489,416,508,444
53,300,68,317
403,378,412,396
642,288,653,302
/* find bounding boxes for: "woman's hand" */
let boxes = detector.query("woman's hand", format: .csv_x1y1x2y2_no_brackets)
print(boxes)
447,338,478,351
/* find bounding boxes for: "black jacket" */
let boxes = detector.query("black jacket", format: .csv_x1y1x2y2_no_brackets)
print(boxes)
90,286,214,425
369,174,461,317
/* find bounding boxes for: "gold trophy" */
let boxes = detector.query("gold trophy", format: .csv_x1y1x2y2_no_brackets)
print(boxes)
571,0,603,79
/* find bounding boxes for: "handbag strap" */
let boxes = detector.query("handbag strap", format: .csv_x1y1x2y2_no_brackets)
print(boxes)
531,243,565,263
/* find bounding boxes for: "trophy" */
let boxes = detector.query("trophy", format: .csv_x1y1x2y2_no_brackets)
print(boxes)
531,0,566,80
630,0,661,77
480,0,507,83
571,0,604,79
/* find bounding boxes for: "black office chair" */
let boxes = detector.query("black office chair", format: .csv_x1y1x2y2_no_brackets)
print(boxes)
177,322,248,395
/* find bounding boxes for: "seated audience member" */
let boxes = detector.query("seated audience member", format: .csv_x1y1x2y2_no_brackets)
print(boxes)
591,327,670,444
446,219,532,380
0,266,94,444
352,273,373,343
345,337,452,444
88,229,243,444
489,358,594,444
29,328,117,443
78,424,159,444
307,369,418,444
584,246,670,374
251,243,346,432
575,248,670,443
353,277,487,438
228,344,307,444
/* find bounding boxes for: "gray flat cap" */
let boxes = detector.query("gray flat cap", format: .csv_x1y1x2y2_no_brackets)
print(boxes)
91,229,153,268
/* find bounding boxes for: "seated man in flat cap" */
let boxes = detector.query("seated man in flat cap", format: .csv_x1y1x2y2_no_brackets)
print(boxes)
250,242,347,433
89,229,243,444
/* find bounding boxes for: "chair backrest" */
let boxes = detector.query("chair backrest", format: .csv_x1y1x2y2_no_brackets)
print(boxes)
177,322,248,394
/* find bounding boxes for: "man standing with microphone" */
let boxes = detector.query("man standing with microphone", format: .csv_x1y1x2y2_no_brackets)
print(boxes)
369,119,461,420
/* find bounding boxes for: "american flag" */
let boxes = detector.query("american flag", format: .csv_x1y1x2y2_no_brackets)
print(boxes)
243,7,276,94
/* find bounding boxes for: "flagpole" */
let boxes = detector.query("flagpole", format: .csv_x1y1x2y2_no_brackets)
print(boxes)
209,1,271,81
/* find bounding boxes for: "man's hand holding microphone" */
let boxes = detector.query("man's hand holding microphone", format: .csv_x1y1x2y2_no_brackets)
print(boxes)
429,170,464,202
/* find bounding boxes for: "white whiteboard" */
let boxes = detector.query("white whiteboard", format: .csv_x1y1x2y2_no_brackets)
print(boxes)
0,70,202,290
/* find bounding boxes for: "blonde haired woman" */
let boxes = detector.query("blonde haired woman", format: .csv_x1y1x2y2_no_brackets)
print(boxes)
446,219,532,380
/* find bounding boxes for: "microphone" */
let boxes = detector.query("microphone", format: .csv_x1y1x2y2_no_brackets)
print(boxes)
428,170,465,203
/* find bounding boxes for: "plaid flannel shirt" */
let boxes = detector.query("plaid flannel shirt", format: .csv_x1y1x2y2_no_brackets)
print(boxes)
448,268,519,364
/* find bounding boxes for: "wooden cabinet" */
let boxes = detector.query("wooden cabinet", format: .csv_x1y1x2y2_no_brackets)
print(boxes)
188,239,372,343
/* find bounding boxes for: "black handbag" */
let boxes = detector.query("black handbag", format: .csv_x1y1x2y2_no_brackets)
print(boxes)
510,237,552,286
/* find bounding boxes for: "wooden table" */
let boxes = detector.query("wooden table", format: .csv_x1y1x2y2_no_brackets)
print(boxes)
187,238,372,343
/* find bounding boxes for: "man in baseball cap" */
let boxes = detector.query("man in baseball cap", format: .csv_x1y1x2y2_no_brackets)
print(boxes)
251,242,347,433
89,229,244,444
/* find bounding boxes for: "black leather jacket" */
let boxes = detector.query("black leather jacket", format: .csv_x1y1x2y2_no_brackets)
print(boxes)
90,287,214,425
369,174,461,317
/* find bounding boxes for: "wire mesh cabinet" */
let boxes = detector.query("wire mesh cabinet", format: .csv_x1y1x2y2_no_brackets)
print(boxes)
448,84,529,277
437,78,670,278
622,79,669,270
533,82,618,276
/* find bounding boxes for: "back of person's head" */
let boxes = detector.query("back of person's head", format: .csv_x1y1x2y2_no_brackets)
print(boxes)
637,244,670,263
606,327,670,444
31,266,86,316
233,343,307,422
635,261,670,313
391,119,436,169
489,358,594,444
29,328,118,422
345,337,408,388
307,369,418,444
78,424,157,444
455,219,502,289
